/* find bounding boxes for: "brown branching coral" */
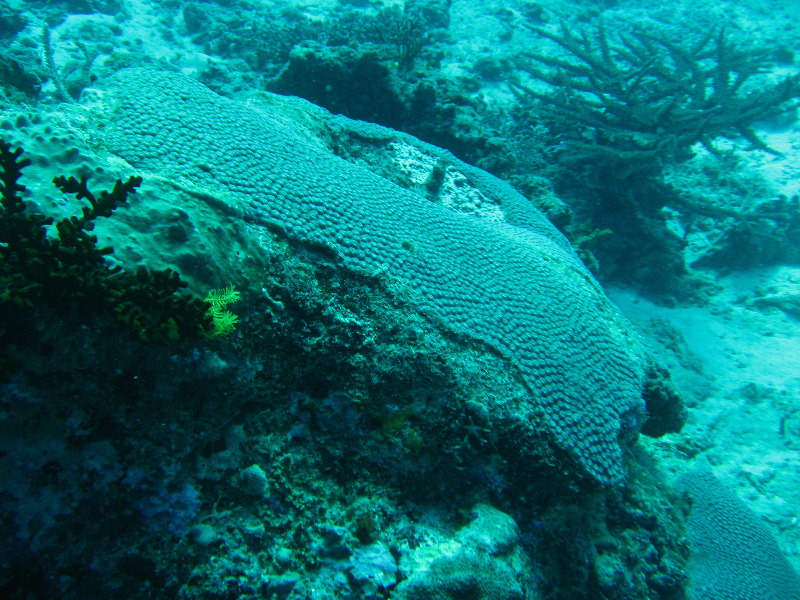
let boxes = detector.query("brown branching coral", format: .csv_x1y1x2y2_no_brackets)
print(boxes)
0,139,213,344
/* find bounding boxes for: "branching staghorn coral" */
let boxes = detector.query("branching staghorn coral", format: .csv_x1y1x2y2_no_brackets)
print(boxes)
511,21,800,178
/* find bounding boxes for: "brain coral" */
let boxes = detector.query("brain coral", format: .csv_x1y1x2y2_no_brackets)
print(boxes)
677,469,800,600
94,69,651,484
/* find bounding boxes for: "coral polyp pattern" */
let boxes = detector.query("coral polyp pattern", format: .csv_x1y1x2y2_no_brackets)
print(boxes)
99,69,648,484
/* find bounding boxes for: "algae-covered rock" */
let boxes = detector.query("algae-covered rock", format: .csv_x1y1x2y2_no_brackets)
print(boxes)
393,504,537,600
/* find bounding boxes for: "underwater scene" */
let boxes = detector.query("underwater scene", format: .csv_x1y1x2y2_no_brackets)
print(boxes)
1,0,800,598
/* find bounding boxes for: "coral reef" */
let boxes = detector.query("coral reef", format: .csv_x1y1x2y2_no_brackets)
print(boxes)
97,68,681,484
4,2,798,599
0,61,690,599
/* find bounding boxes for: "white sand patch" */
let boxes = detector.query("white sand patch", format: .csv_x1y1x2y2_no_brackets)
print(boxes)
755,127,800,200
609,269,800,570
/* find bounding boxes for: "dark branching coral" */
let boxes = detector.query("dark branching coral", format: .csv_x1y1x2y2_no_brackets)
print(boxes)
0,139,211,343
378,9,433,72
326,5,435,68
512,21,800,177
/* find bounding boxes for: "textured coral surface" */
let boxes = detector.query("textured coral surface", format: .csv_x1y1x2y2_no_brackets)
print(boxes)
99,68,649,484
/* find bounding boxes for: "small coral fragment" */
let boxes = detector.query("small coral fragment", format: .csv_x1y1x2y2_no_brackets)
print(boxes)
203,285,240,339
205,285,241,307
